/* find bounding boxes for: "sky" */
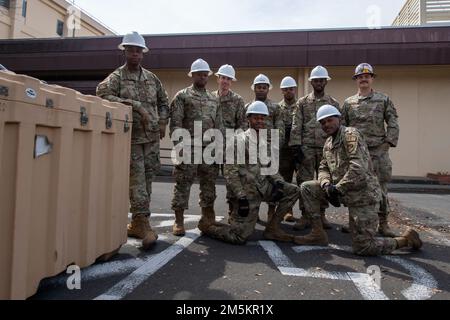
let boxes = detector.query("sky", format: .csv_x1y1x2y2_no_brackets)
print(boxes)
72,0,408,35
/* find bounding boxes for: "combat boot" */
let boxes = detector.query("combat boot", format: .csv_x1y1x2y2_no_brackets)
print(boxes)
173,209,185,236
293,212,311,230
294,217,329,246
395,228,422,250
321,211,332,230
127,215,158,249
266,204,276,223
198,206,216,232
284,209,296,222
263,211,295,242
378,216,396,237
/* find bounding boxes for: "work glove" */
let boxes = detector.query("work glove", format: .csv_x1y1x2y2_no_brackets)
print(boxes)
290,145,304,166
238,197,250,217
272,181,285,202
324,184,341,208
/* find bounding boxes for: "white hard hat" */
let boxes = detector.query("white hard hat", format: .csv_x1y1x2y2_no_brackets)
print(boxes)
353,63,375,79
251,74,272,90
246,101,269,116
215,64,236,81
309,66,331,81
118,31,148,52
188,58,213,77
280,76,297,89
316,105,341,122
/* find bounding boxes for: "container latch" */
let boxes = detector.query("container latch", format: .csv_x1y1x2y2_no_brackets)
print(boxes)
106,112,112,129
0,86,8,97
80,106,88,126
124,114,130,132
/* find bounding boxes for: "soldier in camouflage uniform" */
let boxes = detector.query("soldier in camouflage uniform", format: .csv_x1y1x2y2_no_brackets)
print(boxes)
289,66,339,231
295,105,422,256
170,58,223,236
212,64,247,219
341,63,400,237
278,76,299,222
244,74,285,222
200,101,300,245
96,32,169,250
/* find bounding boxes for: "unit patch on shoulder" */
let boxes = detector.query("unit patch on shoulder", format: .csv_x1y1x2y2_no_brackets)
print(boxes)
346,132,358,154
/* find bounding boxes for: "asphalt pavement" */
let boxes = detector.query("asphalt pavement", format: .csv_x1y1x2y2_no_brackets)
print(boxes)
30,181,450,301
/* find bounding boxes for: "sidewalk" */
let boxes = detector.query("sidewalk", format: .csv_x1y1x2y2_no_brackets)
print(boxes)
156,166,450,194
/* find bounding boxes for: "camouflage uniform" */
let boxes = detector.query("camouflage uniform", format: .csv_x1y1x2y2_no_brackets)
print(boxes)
212,90,247,131
279,99,297,183
203,129,300,244
212,90,247,203
341,91,399,219
96,65,169,218
170,85,223,210
289,93,339,211
301,126,398,256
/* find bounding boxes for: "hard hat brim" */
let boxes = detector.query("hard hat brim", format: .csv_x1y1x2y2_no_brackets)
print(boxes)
251,83,273,90
352,73,376,80
246,112,269,116
118,43,149,53
317,113,341,122
215,72,237,81
188,70,213,77
309,76,332,81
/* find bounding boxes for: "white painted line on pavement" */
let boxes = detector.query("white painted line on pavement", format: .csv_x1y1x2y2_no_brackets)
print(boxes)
260,241,389,300
384,256,438,300
292,243,438,300
347,272,389,300
95,228,202,300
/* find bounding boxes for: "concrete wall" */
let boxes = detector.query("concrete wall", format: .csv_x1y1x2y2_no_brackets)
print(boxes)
152,65,450,177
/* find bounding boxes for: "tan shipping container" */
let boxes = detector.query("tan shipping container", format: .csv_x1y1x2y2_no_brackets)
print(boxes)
0,72,132,299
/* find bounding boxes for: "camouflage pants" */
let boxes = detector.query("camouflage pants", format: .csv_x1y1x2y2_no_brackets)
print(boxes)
297,146,328,212
129,133,160,218
171,162,219,210
369,145,393,218
301,181,397,256
203,181,300,245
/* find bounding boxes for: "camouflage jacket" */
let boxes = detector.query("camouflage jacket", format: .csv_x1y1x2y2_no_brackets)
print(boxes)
170,85,223,147
212,90,247,130
318,126,381,207
96,65,169,144
244,98,285,146
279,99,297,150
289,92,340,148
341,91,399,148
224,129,284,199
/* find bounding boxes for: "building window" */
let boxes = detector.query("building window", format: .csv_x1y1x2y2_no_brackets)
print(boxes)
56,20,64,36
22,0,27,17
0,0,10,9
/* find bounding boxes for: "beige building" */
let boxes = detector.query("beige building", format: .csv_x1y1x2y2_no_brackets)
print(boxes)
393,0,450,26
155,65,450,178
1,27,449,178
0,0,115,39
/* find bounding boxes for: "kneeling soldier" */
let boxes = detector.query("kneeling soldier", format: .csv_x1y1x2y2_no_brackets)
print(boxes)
200,101,300,245
295,105,422,256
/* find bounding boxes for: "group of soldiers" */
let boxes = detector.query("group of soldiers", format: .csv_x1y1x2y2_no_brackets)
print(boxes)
96,32,423,256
